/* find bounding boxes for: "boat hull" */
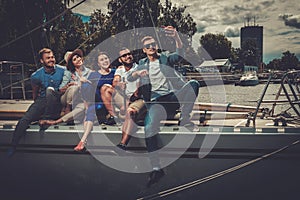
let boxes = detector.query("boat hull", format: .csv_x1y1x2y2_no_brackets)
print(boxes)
1,128,300,200
239,79,259,86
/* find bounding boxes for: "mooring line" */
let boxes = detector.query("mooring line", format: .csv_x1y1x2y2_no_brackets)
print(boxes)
137,140,300,200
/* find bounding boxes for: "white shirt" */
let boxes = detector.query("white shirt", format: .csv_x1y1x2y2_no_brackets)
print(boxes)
115,63,139,97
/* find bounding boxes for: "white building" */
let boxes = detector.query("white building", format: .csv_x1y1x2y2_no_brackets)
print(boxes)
196,59,232,73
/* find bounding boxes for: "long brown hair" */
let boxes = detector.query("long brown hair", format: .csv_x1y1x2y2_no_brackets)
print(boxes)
67,53,82,73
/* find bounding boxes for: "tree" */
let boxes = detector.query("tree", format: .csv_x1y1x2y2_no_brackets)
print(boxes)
85,9,110,50
158,0,197,46
40,0,88,63
280,51,299,70
105,0,160,54
267,51,300,71
104,0,197,60
0,0,87,65
198,33,232,60
266,58,281,70
0,0,198,66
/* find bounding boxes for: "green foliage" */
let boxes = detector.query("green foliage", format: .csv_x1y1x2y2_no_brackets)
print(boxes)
267,51,300,71
0,0,197,65
158,0,196,39
0,0,87,65
198,33,232,60
157,0,196,54
108,0,160,30
85,9,111,51
102,0,197,61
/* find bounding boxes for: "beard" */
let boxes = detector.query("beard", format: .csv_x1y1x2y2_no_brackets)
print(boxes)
122,61,133,67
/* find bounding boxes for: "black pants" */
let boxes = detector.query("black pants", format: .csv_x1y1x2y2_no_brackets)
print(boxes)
11,91,61,146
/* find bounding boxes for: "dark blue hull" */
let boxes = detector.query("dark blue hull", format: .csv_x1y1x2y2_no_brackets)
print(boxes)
1,127,300,200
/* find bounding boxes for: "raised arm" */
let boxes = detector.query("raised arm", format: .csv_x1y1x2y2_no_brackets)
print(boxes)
164,26,183,49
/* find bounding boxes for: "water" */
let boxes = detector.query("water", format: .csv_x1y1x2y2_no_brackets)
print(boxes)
198,83,297,116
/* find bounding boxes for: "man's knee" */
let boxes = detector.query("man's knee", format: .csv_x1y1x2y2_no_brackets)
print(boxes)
188,79,200,88
188,80,200,95
46,87,60,102
46,87,56,97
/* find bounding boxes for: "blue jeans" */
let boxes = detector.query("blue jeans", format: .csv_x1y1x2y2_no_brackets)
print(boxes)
144,80,200,166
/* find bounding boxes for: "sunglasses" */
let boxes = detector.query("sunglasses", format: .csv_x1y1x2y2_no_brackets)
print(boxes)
144,42,157,49
120,52,132,58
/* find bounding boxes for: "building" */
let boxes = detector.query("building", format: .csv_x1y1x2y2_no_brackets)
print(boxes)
196,59,232,73
240,17,263,67
244,65,258,72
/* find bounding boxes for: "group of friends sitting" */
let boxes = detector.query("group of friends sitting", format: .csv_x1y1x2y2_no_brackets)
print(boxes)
8,26,200,186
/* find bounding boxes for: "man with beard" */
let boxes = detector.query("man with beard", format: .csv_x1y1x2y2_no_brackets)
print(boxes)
7,48,65,156
113,47,146,149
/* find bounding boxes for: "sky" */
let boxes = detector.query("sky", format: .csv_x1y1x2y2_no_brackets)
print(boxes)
71,0,300,63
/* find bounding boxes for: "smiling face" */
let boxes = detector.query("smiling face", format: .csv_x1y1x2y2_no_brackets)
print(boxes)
40,51,56,68
119,48,133,66
97,53,111,70
142,38,158,56
71,54,83,68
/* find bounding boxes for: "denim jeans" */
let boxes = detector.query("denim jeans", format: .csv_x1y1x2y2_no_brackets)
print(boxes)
144,80,200,167
11,88,61,146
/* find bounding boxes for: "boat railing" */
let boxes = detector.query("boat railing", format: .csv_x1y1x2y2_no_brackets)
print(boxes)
246,70,300,127
0,61,28,100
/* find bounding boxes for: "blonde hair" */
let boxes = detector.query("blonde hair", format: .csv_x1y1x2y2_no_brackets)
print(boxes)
141,36,155,45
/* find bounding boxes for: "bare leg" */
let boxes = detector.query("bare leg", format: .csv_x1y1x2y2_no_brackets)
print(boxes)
74,120,93,151
120,107,137,145
100,84,116,116
81,121,93,142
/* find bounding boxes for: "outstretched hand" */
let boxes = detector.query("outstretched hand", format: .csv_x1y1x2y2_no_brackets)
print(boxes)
161,25,183,48
163,26,178,38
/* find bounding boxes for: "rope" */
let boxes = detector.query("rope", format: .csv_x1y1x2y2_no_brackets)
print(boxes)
136,140,300,200
143,0,161,48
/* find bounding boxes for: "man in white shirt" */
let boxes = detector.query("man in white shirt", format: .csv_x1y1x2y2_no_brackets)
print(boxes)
113,48,146,149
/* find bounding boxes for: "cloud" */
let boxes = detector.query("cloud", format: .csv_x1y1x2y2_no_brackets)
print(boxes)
277,30,300,36
72,0,300,60
224,26,240,37
261,0,275,8
279,14,300,29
